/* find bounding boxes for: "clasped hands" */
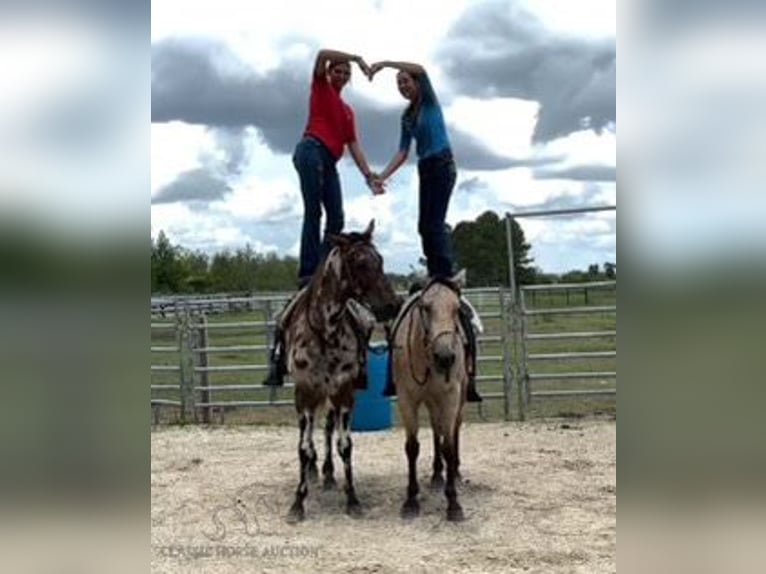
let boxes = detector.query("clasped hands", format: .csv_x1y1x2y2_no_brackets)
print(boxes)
355,58,387,82
363,173,384,196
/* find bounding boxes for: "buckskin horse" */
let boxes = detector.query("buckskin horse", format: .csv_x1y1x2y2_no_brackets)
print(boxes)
391,271,470,522
284,220,400,522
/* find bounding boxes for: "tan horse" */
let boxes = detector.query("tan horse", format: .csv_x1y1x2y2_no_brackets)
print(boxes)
284,220,400,522
391,270,469,522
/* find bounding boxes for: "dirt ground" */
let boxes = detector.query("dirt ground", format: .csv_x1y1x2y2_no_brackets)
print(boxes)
151,419,615,574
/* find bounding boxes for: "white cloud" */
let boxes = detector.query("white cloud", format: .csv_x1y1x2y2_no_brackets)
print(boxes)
150,122,211,194
526,0,615,38
445,97,540,157
151,0,616,275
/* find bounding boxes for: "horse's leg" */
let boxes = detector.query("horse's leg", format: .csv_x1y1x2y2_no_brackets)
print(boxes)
454,407,463,482
399,397,421,518
307,409,319,479
442,413,464,522
306,410,318,482
429,410,444,489
322,407,337,490
288,407,316,522
336,396,362,517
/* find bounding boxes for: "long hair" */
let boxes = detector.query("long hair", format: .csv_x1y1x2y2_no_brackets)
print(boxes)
400,71,422,130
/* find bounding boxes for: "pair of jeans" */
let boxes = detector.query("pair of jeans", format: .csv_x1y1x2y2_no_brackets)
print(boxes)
417,150,457,279
293,136,344,283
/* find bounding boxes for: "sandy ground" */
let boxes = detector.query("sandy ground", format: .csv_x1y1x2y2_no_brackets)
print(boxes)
151,419,615,574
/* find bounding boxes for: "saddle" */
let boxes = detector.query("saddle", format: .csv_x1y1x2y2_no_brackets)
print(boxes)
265,287,376,390
383,278,482,400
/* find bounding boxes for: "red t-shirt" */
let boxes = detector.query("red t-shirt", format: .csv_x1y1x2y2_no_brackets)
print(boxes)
303,75,357,160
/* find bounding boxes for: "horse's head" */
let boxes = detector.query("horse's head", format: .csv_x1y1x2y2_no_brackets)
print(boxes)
416,270,467,376
327,220,402,321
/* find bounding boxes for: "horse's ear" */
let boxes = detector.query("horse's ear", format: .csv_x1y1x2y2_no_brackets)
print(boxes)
452,268,467,288
362,219,375,240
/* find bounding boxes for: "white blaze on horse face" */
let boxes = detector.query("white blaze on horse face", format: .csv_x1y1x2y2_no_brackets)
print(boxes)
325,247,343,279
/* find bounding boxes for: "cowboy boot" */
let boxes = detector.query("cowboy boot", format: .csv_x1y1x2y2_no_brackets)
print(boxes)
383,344,396,397
356,345,369,390
263,287,309,387
262,325,286,387
458,302,483,403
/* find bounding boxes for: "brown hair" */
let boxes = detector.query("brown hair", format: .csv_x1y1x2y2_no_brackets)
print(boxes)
400,70,422,128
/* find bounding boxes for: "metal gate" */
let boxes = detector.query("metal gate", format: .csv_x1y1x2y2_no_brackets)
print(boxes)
516,280,616,420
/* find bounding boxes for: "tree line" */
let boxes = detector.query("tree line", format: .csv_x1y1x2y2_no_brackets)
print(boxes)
151,210,615,294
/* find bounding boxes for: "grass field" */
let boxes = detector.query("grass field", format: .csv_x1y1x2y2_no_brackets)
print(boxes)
151,285,616,425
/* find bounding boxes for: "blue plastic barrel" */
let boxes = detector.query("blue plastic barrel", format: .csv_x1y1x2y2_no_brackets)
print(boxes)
351,342,392,431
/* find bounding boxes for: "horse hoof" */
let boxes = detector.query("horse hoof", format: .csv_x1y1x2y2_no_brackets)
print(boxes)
286,503,305,524
346,501,363,518
400,500,420,519
322,476,337,491
430,475,445,489
447,504,465,522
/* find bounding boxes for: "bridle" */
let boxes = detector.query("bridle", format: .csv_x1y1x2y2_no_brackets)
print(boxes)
339,240,383,301
407,281,462,386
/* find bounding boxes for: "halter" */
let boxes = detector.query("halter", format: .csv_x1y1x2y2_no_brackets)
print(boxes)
407,279,463,386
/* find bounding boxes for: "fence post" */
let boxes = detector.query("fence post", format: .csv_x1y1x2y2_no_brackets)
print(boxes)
500,287,514,422
178,308,196,423
518,288,531,421
198,315,211,424
264,299,279,404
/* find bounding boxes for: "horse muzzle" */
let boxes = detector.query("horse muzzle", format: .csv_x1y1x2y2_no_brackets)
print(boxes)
433,348,456,376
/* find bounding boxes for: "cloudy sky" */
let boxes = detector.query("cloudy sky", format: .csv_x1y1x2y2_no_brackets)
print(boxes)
151,0,616,275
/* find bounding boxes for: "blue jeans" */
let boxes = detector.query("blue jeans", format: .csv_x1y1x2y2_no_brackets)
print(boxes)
418,150,457,279
293,137,344,284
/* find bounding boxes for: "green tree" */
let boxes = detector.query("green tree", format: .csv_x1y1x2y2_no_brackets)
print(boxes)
178,249,210,292
151,231,184,293
452,211,535,288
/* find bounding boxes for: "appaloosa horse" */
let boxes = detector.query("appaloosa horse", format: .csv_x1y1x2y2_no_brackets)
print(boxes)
391,271,471,522
284,220,400,522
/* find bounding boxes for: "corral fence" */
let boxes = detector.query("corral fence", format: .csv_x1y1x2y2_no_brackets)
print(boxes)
151,205,615,424
505,205,617,420
150,288,513,424
151,283,615,424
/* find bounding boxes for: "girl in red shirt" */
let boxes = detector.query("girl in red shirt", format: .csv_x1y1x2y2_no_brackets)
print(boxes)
262,50,383,388
293,49,382,286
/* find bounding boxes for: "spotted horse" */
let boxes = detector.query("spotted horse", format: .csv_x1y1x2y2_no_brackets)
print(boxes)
283,220,400,522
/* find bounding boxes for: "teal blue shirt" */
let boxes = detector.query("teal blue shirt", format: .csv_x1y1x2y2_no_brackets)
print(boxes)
398,72,451,160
